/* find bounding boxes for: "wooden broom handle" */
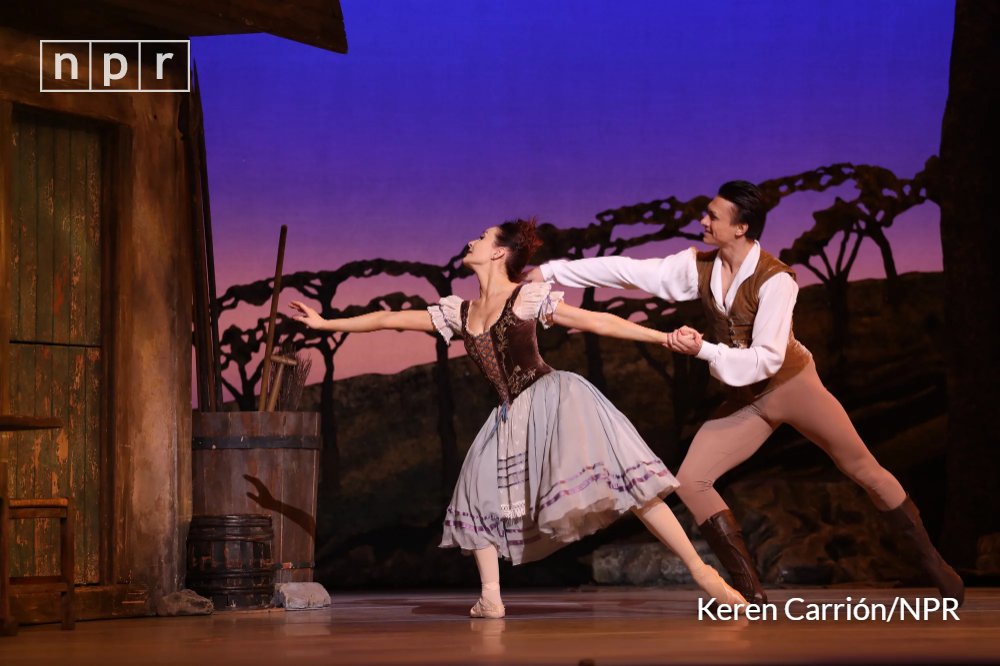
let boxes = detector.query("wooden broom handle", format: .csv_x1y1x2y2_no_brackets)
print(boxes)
257,225,288,411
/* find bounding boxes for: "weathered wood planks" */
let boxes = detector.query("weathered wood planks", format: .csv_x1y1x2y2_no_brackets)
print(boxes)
7,110,103,583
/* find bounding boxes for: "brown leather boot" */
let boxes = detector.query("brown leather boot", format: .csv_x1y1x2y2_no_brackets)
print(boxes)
883,497,965,605
698,509,767,603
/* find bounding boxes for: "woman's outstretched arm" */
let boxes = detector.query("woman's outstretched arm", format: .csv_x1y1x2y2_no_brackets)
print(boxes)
289,300,436,333
549,301,670,346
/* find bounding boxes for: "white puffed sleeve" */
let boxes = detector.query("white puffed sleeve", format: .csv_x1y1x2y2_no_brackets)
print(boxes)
427,295,464,343
514,281,565,329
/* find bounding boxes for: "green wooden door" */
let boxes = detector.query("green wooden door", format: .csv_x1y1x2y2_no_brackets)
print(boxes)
7,109,104,584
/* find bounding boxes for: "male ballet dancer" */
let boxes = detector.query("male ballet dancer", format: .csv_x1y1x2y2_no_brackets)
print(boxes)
529,180,963,604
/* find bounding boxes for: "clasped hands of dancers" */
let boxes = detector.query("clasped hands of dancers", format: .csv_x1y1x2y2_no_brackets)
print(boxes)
290,180,963,619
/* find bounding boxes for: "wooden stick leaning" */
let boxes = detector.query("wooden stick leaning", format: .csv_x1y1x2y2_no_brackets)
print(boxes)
193,66,225,410
257,225,288,411
185,65,216,412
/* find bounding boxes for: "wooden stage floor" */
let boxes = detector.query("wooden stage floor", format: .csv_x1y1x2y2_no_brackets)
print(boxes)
2,587,998,665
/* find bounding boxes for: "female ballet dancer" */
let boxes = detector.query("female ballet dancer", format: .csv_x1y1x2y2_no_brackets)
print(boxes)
290,219,745,618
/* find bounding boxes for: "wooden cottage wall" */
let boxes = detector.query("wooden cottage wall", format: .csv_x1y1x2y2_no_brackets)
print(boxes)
0,25,193,617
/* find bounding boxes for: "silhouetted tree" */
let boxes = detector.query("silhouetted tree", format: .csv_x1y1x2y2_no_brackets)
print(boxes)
779,164,932,369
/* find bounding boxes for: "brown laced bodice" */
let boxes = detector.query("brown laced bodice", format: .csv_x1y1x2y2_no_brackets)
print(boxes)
460,284,553,406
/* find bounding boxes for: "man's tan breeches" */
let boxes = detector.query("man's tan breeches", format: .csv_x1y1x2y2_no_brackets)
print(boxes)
675,359,907,524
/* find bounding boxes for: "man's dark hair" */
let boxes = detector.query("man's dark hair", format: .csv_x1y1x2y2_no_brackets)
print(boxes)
718,180,766,240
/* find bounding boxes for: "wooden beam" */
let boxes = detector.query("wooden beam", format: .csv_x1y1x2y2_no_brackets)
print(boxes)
0,2,177,42
184,66,218,412
9,582,148,624
0,31,137,127
99,0,349,53
0,101,12,417
103,124,129,587
0,0,348,54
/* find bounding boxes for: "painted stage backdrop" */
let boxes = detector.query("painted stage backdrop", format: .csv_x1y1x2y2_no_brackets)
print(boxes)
190,1,998,588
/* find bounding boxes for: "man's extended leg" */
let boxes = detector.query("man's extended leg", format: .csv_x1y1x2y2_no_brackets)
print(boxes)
675,402,774,603
772,362,964,603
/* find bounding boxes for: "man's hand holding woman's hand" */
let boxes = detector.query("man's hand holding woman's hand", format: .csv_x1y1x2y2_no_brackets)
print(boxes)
663,325,703,355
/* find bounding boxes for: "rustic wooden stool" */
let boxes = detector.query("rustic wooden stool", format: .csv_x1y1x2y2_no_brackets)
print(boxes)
0,415,74,636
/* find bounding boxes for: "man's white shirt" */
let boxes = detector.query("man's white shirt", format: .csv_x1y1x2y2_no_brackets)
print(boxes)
540,242,799,387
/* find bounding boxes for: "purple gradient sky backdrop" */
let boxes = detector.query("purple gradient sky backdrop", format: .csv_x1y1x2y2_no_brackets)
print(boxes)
191,0,954,382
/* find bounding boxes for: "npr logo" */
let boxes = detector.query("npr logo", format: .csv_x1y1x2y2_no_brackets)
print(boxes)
40,40,190,92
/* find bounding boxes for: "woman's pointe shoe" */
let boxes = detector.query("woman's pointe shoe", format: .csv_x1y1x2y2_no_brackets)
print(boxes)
691,563,748,606
470,597,506,619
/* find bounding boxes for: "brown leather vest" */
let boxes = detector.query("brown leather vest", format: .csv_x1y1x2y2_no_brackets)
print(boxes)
461,284,554,406
695,248,811,401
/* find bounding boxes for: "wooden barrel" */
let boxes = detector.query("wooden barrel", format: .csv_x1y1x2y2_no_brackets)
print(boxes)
186,514,275,610
192,411,321,584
